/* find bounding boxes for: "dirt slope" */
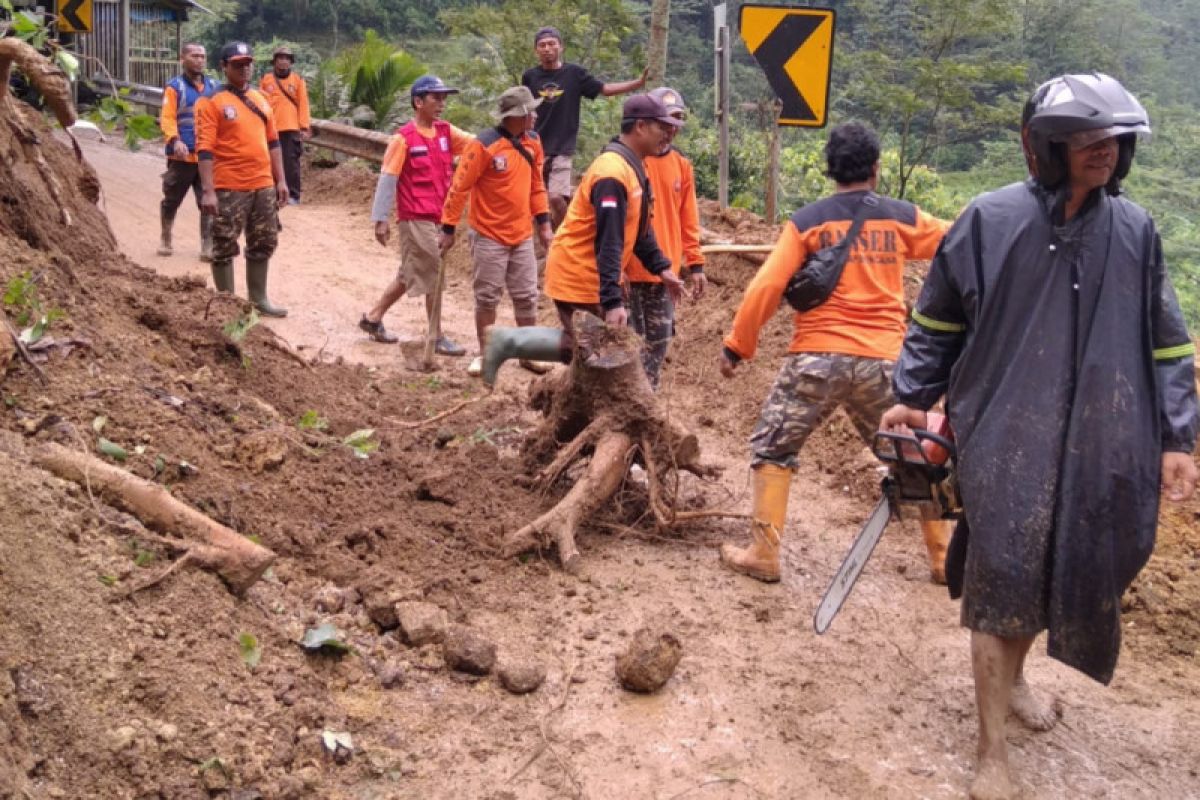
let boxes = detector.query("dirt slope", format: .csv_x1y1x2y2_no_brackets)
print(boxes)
1,112,1198,800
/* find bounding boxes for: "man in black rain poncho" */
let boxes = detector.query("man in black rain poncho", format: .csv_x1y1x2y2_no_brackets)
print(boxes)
882,74,1198,800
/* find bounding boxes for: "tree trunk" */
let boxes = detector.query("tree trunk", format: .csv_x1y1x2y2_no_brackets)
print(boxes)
32,443,276,593
502,312,716,570
647,0,671,88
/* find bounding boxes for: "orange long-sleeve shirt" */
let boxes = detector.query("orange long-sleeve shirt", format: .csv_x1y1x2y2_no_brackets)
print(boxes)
259,72,310,132
626,146,704,282
440,127,550,246
195,87,280,192
724,191,951,362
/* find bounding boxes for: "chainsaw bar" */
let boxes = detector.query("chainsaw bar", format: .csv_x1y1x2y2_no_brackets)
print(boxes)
813,493,891,634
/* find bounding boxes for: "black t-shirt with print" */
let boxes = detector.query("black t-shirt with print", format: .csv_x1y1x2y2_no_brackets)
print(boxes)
521,62,604,157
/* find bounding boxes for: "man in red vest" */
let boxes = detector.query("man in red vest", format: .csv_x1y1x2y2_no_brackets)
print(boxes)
359,75,471,355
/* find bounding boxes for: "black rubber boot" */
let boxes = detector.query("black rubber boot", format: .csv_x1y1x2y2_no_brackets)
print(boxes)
246,259,287,317
157,210,174,256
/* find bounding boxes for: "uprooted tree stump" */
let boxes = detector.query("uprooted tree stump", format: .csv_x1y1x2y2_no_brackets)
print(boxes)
32,442,276,594
502,313,723,572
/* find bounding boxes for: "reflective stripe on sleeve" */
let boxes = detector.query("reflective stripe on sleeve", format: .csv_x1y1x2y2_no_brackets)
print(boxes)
1153,342,1196,361
912,309,966,333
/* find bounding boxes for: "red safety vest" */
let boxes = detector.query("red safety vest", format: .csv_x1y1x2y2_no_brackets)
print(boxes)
395,119,454,221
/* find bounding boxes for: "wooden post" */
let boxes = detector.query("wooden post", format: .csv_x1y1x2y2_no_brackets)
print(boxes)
765,100,781,222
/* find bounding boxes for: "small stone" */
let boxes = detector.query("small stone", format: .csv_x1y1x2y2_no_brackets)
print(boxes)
153,722,179,742
106,725,138,752
615,628,682,693
313,585,346,614
395,601,448,646
365,595,399,631
442,625,496,676
498,661,546,695
376,661,405,689
200,760,232,791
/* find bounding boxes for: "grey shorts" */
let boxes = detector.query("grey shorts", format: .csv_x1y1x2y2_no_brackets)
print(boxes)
544,154,573,198
397,219,441,297
470,233,539,314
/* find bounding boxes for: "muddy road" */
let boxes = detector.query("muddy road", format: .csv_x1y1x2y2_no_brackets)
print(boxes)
24,135,1200,798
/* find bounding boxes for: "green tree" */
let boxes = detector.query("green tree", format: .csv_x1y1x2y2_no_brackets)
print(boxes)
334,30,424,129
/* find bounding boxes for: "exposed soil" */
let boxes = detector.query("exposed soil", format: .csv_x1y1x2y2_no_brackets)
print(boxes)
1,112,1198,800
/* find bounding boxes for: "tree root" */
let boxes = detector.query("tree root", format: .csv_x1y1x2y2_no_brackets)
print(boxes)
385,393,488,430
32,442,275,593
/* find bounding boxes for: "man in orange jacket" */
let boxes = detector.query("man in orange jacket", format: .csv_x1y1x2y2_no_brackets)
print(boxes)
625,86,705,389
157,42,218,260
259,45,311,205
196,42,291,316
718,122,952,583
480,94,685,385
438,86,555,377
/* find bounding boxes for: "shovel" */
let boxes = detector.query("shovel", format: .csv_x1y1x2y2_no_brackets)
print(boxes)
416,252,448,372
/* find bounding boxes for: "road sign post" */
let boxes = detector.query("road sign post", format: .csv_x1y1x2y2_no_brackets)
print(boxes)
739,4,836,128
714,3,731,209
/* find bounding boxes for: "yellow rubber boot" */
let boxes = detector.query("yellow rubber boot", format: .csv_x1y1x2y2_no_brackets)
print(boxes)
919,519,953,585
719,463,792,582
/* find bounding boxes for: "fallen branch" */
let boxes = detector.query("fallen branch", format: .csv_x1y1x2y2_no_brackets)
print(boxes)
32,442,275,593
2,313,49,384
385,394,487,430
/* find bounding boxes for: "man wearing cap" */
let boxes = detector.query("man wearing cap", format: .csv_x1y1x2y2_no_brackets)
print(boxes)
478,94,684,386
522,26,648,229
260,45,311,205
196,42,290,316
625,86,705,390
359,75,472,355
438,86,554,378
157,42,219,260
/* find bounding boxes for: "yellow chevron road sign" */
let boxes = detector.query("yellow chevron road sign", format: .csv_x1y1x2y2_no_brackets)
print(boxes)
739,4,836,127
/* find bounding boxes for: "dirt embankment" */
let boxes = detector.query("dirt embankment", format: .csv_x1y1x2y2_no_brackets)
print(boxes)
2,81,1199,800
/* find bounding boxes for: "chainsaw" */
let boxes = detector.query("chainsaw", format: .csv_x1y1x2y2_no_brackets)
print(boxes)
813,413,961,634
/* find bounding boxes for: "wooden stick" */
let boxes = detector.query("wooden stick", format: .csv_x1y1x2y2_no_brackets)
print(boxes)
699,244,775,255
2,314,48,384
32,443,275,593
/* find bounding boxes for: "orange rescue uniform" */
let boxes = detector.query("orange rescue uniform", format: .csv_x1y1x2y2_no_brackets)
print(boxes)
195,87,280,191
259,72,311,132
546,149,671,309
724,191,950,362
440,127,550,245
626,146,704,281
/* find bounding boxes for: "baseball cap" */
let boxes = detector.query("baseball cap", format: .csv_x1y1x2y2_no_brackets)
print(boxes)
534,26,562,45
493,86,543,121
220,42,253,64
648,86,687,118
622,94,685,127
272,46,295,60
410,74,460,99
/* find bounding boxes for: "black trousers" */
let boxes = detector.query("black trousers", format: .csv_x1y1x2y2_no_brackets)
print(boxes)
279,130,304,201
160,159,202,217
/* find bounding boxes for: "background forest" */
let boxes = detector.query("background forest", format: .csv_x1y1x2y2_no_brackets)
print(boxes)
183,0,1200,325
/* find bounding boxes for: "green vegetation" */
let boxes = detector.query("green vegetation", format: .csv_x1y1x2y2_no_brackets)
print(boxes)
180,0,1200,326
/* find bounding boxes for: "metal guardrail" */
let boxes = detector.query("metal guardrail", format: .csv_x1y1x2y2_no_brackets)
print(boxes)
91,79,389,163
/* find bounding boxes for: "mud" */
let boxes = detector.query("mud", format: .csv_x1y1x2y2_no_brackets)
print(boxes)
0,124,1197,799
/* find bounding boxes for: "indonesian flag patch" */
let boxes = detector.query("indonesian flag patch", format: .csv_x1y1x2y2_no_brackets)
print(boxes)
599,196,619,209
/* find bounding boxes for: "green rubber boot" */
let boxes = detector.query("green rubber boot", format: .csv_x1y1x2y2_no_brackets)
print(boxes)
246,259,287,317
210,260,235,293
156,210,174,256
482,326,564,386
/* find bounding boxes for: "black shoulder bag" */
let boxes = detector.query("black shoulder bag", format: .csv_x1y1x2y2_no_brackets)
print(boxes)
784,193,878,312
601,138,653,241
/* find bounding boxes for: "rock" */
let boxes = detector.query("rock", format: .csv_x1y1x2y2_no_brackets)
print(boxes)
200,759,232,791
106,725,138,752
152,721,179,742
313,585,346,614
498,661,546,695
237,430,288,473
395,601,448,646
376,660,405,689
441,626,497,676
365,594,399,631
615,628,682,693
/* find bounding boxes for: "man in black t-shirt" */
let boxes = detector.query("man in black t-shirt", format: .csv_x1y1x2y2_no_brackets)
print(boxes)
521,26,647,227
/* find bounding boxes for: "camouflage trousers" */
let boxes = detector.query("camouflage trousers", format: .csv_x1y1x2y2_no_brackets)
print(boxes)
212,187,279,266
750,352,895,468
627,282,675,390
